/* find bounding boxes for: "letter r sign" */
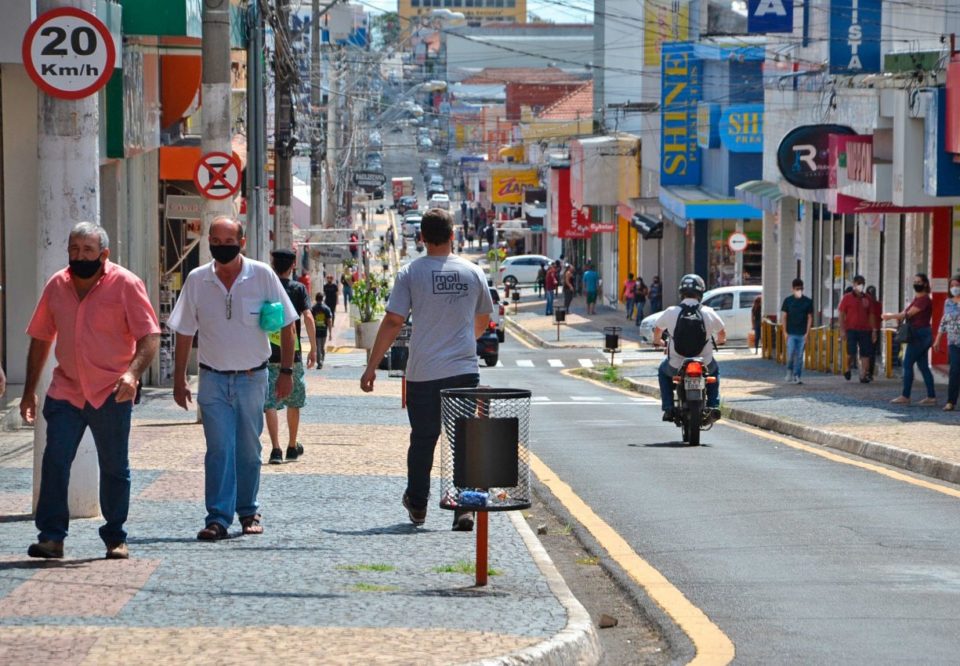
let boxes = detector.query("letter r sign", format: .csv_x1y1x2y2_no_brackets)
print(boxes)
747,0,793,34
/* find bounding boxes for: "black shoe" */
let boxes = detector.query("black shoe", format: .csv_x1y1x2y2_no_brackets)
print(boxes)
402,493,426,526
268,449,283,465
285,445,300,462
860,377,870,383
452,512,475,531
662,409,674,422
844,370,852,381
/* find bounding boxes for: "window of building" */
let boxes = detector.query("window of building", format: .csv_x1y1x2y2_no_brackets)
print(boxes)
506,0,515,5
411,0,420,5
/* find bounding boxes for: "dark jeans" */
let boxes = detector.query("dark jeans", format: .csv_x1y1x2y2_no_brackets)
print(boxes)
634,299,646,325
404,373,479,509
563,289,574,310
658,358,720,411
36,394,133,545
948,344,960,405
902,326,935,399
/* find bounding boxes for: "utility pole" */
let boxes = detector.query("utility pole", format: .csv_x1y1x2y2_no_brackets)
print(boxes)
246,0,267,260
324,46,341,228
201,0,233,263
33,0,101,517
310,0,323,230
273,0,295,250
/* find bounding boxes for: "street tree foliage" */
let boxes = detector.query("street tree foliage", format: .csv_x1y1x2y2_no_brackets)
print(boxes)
371,12,401,49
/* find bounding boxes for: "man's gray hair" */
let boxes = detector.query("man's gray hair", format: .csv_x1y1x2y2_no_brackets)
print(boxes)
69,222,109,250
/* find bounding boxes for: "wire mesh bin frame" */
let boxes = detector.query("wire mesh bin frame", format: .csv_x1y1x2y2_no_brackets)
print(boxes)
438,387,532,512
387,324,412,378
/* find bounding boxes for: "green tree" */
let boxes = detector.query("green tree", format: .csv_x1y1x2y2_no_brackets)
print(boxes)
371,11,401,49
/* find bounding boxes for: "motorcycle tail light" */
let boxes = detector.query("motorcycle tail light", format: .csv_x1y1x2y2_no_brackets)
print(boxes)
488,321,497,330
686,362,703,376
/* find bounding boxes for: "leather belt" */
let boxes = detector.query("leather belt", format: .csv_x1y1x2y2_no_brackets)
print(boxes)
199,361,268,375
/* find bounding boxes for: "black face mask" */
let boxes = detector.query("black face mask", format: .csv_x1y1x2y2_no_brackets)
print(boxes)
913,284,925,293
69,256,102,279
210,244,241,264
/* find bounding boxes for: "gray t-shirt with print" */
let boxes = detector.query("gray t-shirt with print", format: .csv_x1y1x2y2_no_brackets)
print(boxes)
386,254,494,382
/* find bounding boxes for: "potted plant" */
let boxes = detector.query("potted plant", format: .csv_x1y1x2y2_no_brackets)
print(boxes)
351,275,389,349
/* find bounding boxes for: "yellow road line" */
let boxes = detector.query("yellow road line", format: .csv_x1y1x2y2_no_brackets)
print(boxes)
722,420,960,499
530,452,735,665
506,323,538,350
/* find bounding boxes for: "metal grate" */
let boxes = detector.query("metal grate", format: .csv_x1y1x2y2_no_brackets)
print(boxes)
439,388,531,512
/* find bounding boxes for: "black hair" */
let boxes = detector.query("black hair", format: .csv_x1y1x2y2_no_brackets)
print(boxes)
420,208,454,245
792,278,804,288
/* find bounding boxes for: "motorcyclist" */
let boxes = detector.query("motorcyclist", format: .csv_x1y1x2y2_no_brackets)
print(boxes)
652,274,726,423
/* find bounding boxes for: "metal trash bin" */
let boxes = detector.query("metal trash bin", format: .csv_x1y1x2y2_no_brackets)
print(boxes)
439,388,531,513
387,324,411,378
554,306,566,323
604,326,621,352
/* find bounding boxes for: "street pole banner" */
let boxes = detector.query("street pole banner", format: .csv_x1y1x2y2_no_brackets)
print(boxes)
829,0,882,74
22,7,116,100
194,152,242,201
747,0,793,34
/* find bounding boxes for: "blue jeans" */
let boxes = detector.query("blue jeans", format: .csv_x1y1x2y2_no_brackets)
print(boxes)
545,290,554,315
658,358,719,412
36,394,133,545
635,300,646,325
786,334,806,377
404,373,479,509
625,298,635,320
901,326,935,399
197,368,269,528
948,344,960,405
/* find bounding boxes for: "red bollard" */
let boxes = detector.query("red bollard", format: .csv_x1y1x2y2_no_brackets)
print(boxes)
476,511,489,587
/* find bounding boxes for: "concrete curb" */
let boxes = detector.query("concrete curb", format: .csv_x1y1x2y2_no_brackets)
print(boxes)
505,317,599,350
577,368,960,487
466,512,602,666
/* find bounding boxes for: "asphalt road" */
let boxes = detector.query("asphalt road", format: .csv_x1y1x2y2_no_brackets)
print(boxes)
487,336,960,664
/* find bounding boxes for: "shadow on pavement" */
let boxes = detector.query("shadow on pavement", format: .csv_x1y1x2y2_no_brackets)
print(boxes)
0,513,33,524
322,523,428,537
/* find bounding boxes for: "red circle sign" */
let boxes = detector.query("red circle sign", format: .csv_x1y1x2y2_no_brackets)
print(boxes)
21,7,116,100
194,152,243,201
727,232,748,253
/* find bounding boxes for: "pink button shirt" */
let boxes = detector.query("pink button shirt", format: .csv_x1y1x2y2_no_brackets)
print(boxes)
27,262,160,409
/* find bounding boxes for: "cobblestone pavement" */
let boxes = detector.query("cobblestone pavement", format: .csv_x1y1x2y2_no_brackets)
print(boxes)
0,347,594,664
509,303,960,477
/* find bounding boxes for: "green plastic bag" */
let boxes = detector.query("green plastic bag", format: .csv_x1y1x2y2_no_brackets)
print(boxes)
259,301,285,332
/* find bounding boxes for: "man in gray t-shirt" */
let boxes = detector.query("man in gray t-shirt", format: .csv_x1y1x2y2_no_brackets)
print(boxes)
361,208,493,532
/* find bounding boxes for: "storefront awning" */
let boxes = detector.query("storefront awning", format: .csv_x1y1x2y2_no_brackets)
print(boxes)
630,213,663,239
734,180,785,213
659,186,763,224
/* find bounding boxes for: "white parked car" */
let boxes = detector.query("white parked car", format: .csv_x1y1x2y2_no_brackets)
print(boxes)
401,213,423,238
428,193,450,209
496,254,552,289
637,285,762,343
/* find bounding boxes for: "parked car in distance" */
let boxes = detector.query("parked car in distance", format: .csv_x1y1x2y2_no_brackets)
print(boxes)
396,195,418,215
421,158,441,175
401,214,423,238
496,254,552,289
428,193,450,210
637,285,763,343
418,137,433,151
476,321,500,367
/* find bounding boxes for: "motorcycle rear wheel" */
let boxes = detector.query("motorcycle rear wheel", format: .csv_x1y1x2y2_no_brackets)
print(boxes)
685,402,702,446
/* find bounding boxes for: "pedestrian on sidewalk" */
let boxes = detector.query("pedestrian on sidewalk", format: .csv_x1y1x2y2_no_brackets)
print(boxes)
544,261,558,316
341,273,353,312
649,276,662,313
934,274,960,411
169,216,299,541
780,278,814,384
562,264,576,311
535,264,546,297
751,295,763,354
360,208,493,532
265,249,317,465
883,273,937,405
622,273,636,320
22,222,160,560
311,294,334,365
634,277,649,324
838,275,879,383
583,261,599,315
323,274,339,325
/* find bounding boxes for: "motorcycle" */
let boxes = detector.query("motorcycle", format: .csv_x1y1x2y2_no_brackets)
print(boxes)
668,357,717,446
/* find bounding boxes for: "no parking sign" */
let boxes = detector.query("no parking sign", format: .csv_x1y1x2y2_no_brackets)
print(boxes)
21,7,116,100
194,152,243,201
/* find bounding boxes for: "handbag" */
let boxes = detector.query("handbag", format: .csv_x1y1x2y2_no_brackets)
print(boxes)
893,321,913,345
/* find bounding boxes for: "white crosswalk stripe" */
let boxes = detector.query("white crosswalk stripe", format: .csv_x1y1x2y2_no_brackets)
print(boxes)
570,396,603,401
496,360,504,367
516,359,535,367
548,359,564,367
578,359,594,368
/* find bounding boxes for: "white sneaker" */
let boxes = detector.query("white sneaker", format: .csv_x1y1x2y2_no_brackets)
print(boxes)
784,371,793,382
794,376,803,385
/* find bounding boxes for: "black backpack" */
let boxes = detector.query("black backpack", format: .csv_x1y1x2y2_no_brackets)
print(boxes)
672,303,707,357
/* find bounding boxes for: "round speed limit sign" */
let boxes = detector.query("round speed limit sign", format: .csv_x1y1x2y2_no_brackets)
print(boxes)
21,7,116,100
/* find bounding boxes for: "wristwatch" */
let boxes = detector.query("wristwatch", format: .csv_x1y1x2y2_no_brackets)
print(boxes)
279,367,294,375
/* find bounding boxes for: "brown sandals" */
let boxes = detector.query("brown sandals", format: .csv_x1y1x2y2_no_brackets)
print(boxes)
197,523,227,541
240,514,263,535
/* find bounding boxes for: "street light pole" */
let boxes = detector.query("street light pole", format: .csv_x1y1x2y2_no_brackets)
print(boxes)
274,0,295,250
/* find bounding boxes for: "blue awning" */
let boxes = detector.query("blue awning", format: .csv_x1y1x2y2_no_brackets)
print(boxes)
659,186,763,225
735,180,786,213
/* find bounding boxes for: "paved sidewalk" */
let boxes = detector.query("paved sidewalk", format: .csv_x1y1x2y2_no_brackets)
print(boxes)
0,348,600,664
507,295,960,485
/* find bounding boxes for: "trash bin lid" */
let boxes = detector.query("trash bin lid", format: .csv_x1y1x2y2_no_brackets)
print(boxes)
440,387,532,400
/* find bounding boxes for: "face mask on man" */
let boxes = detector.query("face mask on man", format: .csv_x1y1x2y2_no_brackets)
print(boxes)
69,255,103,279
853,284,864,294
210,244,241,264
951,286,960,297
913,283,925,293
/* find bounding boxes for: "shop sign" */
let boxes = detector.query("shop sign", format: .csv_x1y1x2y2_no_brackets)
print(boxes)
923,88,960,197
832,194,938,215
588,208,616,234
747,0,793,33
660,43,701,186
719,104,763,153
829,0,882,74
844,135,873,183
946,58,960,155
165,195,203,220
777,124,856,189
643,0,689,67
696,103,720,149
491,167,539,205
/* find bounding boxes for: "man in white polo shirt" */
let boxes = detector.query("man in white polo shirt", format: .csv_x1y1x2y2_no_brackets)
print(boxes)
168,217,298,541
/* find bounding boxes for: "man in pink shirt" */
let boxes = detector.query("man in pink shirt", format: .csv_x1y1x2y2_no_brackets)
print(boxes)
21,222,160,560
